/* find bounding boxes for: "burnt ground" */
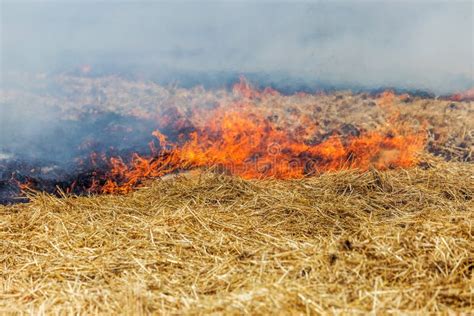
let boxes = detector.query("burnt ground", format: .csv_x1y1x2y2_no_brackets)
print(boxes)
0,112,159,204
1,75,472,204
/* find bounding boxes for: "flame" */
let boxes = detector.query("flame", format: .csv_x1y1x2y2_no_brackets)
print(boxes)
94,84,426,194
11,175,34,194
233,76,280,99
450,87,474,101
378,90,396,108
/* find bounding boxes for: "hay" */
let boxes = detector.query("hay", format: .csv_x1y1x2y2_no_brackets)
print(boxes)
2,74,473,162
1,156,472,314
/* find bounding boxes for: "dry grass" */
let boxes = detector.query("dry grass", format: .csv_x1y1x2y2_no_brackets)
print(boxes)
1,155,472,314
1,73,473,314
2,74,473,161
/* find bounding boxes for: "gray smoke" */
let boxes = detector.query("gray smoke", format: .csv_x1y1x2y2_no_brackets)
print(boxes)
1,0,473,94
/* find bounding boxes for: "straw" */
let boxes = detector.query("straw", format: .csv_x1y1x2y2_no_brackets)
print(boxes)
1,155,472,314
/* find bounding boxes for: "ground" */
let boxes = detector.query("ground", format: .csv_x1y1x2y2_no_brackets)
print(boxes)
1,157,472,314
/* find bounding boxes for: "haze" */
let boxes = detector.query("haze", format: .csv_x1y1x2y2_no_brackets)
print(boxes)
1,1,473,93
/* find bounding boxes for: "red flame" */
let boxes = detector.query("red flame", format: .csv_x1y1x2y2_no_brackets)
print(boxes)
97,84,425,194
449,87,474,102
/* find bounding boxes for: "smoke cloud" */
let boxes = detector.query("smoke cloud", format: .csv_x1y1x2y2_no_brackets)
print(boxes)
1,1,473,93
0,1,472,203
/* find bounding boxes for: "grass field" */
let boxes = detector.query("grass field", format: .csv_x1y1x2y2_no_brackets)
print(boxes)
1,156,473,314
1,76,473,314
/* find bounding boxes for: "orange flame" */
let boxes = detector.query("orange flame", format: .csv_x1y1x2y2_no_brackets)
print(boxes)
450,87,474,101
97,84,426,194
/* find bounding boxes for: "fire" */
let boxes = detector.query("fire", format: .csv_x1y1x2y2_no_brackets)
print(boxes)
378,90,395,108
96,82,426,194
449,87,474,102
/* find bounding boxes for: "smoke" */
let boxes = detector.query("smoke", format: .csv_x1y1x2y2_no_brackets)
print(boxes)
0,0,473,164
1,1,473,93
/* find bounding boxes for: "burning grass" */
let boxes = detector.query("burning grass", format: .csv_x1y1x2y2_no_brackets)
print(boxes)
1,75,473,201
1,75,473,313
1,155,473,314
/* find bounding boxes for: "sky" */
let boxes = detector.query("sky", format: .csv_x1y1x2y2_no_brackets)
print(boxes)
1,0,473,93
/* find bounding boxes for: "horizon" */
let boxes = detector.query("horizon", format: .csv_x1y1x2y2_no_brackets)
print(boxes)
1,1,473,94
